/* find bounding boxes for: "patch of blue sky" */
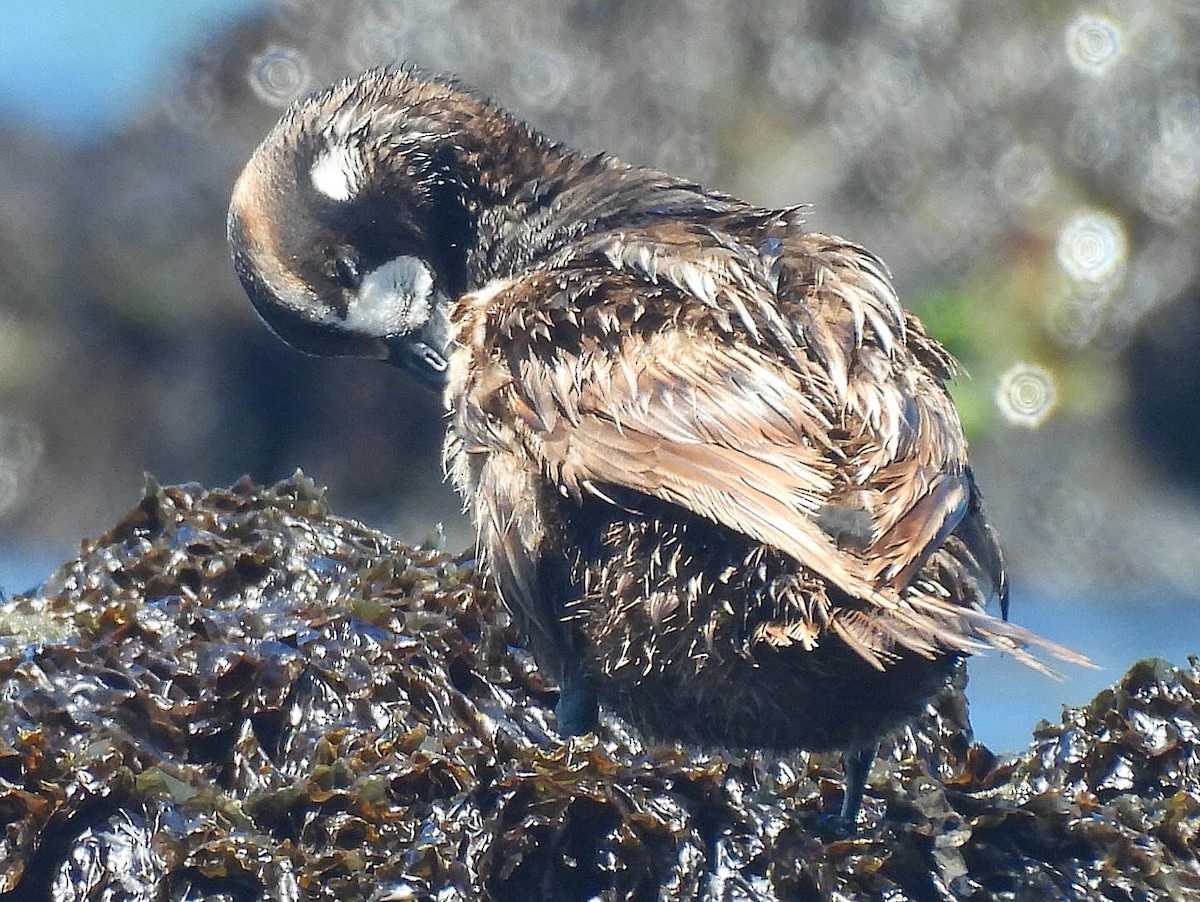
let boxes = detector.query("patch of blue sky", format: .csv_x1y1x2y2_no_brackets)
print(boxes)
0,0,261,139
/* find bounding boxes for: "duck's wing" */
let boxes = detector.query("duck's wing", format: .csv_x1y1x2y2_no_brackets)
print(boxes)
449,222,1084,670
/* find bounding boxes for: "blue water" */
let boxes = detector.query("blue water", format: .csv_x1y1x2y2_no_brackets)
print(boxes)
968,590,1199,752
0,549,66,596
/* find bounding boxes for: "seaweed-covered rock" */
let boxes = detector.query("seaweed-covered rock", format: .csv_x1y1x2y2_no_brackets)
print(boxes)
0,476,1197,900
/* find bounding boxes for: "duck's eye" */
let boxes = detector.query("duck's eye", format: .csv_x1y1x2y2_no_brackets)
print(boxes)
331,251,361,290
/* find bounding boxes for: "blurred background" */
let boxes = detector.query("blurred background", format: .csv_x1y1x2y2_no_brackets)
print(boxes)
1,0,1197,751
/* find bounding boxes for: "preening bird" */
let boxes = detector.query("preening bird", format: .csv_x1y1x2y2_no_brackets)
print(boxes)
228,67,1089,824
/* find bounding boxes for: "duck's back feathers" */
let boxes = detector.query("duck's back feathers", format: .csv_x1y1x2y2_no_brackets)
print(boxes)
447,218,1072,684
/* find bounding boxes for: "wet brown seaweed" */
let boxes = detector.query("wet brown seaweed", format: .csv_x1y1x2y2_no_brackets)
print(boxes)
0,475,1197,899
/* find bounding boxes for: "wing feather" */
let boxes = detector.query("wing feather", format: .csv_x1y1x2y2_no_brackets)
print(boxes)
447,223,1073,670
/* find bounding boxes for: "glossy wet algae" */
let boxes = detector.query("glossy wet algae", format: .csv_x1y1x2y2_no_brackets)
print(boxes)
0,475,1196,899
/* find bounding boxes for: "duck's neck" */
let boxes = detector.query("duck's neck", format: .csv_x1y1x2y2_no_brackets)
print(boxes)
350,71,745,290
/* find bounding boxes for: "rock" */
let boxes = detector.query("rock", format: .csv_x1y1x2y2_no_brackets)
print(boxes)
0,475,1197,899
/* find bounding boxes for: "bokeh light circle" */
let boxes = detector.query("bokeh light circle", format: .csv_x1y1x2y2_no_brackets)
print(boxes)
996,363,1057,428
1065,14,1123,75
1056,210,1128,285
0,418,43,517
511,50,574,111
163,72,221,134
248,46,312,108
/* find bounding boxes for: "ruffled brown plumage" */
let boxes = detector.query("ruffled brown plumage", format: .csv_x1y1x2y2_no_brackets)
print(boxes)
228,67,1091,823
445,209,1088,749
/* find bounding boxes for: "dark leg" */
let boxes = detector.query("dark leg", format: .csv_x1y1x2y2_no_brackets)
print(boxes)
555,663,599,736
839,742,878,824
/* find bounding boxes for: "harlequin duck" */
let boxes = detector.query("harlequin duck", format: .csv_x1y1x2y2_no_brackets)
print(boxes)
228,66,1089,824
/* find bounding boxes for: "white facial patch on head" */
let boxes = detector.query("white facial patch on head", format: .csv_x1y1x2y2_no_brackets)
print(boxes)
344,256,438,337
310,144,363,202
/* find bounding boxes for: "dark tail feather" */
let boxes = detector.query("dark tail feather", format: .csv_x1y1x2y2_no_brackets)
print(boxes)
956,471,1008,618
